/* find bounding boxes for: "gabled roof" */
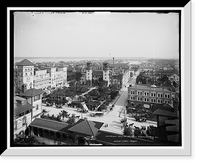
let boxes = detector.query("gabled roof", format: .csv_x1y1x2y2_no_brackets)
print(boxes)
16,59,35,66
68,119,104,136
19,88,44,97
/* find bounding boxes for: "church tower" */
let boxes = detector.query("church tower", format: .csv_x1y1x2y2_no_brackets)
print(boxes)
103,62,110,87
86,62,92,86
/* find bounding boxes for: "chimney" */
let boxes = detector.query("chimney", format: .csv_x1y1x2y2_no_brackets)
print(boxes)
21,84,27,93
113,57,114,64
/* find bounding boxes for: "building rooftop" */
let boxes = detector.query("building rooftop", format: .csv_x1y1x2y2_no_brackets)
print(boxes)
153,108,177,117
30,118,71,134
92,70,103,76
129,84,172,92
19,88,44,97
30,118,104,136
14,101,34,118
109,63,129,70
16,59,35,66
68,119,104,136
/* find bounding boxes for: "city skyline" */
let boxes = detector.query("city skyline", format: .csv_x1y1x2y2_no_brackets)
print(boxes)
14,11,179,59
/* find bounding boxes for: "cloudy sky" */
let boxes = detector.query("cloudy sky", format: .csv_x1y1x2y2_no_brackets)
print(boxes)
14,11,179,59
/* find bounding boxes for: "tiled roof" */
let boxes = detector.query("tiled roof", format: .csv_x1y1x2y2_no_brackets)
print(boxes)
19,88,44,97
16,59,34,66
68,119,104,136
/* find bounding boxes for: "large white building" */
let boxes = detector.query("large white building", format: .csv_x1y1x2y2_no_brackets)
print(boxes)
15,59,35,90
15,59,67,91
33,69,51,90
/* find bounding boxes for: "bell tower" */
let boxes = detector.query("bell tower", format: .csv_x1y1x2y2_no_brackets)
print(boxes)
103,62,110,87
86,62,92,86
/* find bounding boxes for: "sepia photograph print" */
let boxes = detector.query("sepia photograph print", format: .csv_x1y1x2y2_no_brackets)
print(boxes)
4,2,191,156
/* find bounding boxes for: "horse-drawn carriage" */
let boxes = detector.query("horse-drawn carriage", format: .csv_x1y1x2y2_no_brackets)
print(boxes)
134,115,146,122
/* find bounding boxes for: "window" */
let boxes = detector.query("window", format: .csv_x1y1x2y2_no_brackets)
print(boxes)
22,116,27,126
137,91,140,95
36,104,39,110
158,94,160,97
161,100,163,103
157,99,160,103
161,94,163,98
137,97,140,101
140,97,142,101
168,94,170,98
151,93,154,97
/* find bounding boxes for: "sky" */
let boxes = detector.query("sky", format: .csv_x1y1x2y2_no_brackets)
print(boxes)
14,11,179,59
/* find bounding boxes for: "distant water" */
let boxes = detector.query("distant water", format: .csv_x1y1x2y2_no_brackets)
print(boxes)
14,56,147,63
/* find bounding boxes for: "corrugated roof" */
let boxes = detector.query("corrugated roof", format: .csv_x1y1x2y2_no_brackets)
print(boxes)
30,118,71,133
19,88,44,97
16,59,34,66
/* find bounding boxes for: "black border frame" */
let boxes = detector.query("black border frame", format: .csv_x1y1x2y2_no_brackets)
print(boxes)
1,1,194,159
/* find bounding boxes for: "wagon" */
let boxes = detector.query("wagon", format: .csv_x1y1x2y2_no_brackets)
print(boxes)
134,116,146,122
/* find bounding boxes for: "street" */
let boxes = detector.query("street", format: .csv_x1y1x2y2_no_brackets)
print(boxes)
42,81,156,135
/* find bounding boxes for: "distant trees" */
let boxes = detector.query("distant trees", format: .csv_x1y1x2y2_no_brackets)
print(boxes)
136,73,148,84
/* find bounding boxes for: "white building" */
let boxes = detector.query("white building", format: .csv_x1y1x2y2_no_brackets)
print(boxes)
14,96,34,138
103,62,110,87
85,62,93,86
15,59,35,90
33,69,51,90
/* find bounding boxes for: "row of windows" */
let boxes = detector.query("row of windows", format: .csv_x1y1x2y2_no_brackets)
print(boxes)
131,90,171,98
34,78,51,83
136,97,171,104
24,68,33,72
